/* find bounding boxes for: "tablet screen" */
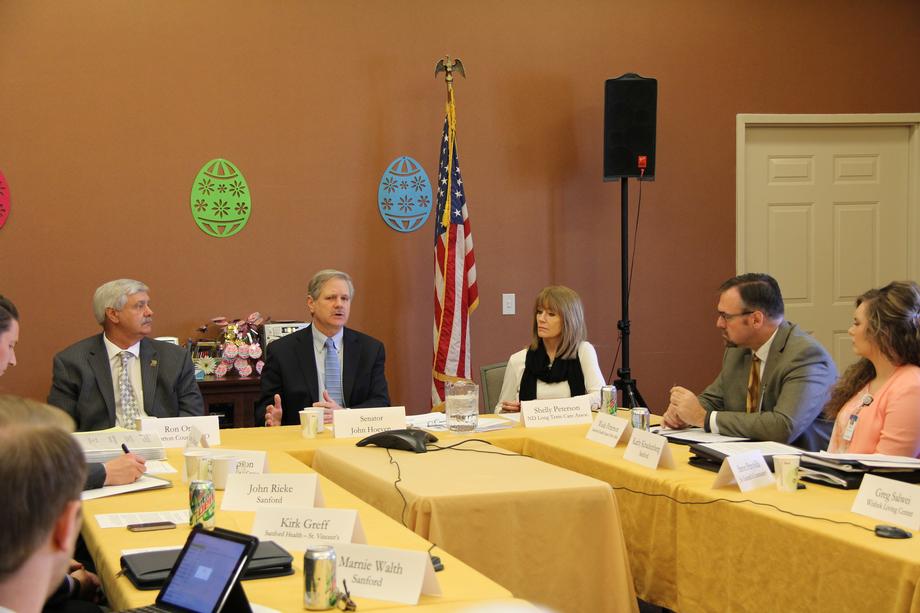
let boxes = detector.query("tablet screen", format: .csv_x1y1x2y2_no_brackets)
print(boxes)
158,531,247,613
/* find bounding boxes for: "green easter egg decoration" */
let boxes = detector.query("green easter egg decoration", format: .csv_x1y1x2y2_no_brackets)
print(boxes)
190,158,251,238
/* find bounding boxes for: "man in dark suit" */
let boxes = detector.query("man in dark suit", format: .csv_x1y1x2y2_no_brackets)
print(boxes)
664,273,837,451
47,279,204,487
261,269,390,426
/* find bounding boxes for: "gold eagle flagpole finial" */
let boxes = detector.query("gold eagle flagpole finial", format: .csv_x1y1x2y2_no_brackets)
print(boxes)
434,55,466,90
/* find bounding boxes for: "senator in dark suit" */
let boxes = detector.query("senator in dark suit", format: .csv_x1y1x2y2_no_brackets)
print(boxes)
665,273,836,451
262,269,390,426
47,279,203,488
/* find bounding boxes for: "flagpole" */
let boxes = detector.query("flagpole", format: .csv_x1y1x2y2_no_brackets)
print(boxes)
432,56,476,408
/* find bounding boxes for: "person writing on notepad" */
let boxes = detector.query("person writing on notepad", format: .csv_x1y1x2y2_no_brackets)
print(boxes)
826,281,920,456
1,293,144,489
494,286,604,413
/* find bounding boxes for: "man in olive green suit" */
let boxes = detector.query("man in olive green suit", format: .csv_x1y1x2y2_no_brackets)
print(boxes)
664,273,837,451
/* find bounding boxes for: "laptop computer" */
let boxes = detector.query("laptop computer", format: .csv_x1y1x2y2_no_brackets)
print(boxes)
123,525,259,613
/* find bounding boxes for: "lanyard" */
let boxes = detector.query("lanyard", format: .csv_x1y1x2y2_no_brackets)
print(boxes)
841,389,874,449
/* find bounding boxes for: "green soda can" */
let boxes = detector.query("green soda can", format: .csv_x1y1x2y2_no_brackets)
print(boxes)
189,479,216,529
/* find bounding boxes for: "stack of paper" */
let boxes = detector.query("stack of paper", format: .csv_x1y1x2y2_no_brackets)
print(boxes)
652,426,748,444
802,451,920,472
73,430,166,463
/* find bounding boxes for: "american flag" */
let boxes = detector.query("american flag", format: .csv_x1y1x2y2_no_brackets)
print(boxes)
432,87,479,407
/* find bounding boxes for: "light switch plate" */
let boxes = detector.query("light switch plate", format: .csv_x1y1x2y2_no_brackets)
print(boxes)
502,293,515,316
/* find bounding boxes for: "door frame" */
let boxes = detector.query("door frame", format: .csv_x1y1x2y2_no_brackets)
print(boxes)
736,113,920,276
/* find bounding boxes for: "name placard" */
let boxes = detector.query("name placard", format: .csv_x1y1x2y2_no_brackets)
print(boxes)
521,394,593,428
852,474,920,530
623,429,675,469
221,474,322,511
333,543,441,605
585,413,632,448
251,507,366,551
712,451,775,492
333,407,407,439
205,449,268,474
139,416,220,448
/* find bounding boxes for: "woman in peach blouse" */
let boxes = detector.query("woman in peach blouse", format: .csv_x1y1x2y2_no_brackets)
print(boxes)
826,281,920,456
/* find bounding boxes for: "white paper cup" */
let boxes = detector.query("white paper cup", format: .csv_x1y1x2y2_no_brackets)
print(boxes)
183,449,211,482
301,407,325,432
211,456,240,490
299,410,318,439
774,454,800,492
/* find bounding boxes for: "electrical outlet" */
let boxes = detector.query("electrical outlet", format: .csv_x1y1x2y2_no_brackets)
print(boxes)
502,293,515,315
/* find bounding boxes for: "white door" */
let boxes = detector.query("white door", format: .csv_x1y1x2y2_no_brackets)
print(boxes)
741,124,912,373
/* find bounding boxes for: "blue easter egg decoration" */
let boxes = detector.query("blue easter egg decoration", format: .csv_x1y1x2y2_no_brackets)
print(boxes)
190,158,251,238
377,156,433,233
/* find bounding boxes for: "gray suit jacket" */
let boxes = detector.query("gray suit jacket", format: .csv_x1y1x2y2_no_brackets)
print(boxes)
698,321,837,451
48,334,204,432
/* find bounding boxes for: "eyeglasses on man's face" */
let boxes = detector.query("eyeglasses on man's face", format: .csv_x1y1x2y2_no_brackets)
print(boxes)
717,310,754,322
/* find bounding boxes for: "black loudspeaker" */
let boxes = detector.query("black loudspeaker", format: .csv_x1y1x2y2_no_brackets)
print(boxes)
604,73,657,181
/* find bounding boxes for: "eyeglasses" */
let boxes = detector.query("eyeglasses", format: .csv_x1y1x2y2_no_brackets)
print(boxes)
717,310,754,322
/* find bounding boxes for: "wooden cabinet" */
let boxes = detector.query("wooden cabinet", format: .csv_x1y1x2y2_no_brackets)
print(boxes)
196,375,262,428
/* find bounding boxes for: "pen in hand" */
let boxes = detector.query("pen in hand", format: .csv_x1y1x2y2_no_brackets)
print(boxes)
121,443,130,454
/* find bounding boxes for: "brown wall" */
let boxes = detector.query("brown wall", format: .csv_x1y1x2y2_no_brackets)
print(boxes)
2,0,919,414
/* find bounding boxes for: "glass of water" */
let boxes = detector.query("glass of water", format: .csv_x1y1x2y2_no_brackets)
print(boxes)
445,380,479,432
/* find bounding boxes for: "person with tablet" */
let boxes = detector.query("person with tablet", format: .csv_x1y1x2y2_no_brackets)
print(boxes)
0,395,88,613
494,286,605,413
121,526,259,613
826,281,920,456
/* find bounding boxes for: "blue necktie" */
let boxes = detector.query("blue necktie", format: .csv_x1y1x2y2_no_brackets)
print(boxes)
324,338,344,406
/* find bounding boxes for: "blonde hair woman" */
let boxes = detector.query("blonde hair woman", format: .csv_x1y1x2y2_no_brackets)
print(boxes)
495,286,605,413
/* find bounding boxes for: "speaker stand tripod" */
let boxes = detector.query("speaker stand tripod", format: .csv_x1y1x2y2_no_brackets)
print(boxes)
613,176,646,409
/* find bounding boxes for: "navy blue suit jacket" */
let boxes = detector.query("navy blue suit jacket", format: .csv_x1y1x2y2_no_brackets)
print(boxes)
257,325,390,425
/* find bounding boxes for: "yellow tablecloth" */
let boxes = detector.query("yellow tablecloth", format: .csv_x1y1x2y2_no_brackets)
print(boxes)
312,440,638,613
492,422,920,613
81,442,512,611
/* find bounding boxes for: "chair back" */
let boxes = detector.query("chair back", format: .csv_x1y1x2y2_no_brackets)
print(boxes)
479,361,508,413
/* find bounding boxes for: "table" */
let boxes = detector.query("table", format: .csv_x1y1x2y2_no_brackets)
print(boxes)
484,421,920,613
312,441,638,613
84,418,920,613
81,438,514,611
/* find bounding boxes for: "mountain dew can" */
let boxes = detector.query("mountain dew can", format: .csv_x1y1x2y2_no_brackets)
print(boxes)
189,480,216,529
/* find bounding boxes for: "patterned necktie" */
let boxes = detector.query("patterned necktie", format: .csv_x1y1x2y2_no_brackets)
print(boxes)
119,351,140,429
324,338,344,406
746,354,761,413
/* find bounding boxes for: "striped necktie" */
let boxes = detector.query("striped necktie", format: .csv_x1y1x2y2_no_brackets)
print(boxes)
324,337,344,406
746,354,761,413
119,351,140,428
